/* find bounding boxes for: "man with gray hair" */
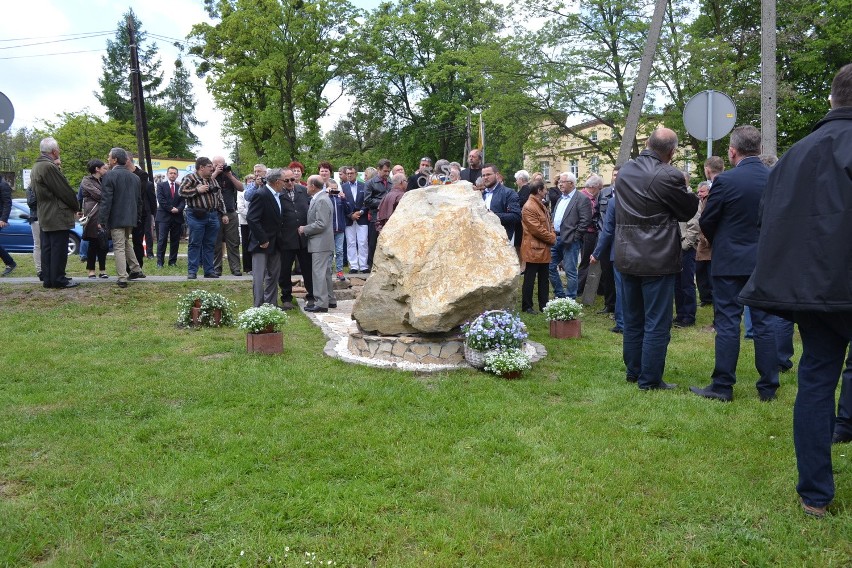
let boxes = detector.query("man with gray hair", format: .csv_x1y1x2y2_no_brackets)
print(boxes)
549,171,591,299
246,168,286,306
299,175,336,313
100,148,145,288
243,164,268,202
690,125,779,403
577,173,604,295
615,128,698,391
211,155,245,276
30,137,81,288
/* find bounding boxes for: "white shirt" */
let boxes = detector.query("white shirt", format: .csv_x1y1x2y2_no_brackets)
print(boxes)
266,184,282,215
553,189,576,232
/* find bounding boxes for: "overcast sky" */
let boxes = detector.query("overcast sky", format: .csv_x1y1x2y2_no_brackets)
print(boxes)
2,0,381,160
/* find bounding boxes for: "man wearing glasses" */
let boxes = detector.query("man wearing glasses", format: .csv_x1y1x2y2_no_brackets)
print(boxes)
277,168,315,310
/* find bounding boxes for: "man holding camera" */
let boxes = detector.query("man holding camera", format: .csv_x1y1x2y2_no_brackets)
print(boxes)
211,155,244,276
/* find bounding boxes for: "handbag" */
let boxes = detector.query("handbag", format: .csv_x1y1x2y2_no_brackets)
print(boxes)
79,203,98,226
97,226,109,250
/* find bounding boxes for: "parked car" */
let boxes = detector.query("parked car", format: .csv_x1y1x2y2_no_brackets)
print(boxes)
1,199,84,255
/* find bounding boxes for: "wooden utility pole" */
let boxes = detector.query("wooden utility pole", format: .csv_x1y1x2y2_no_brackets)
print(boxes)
126,15,154,176
616,0,669,166
760,0,777,156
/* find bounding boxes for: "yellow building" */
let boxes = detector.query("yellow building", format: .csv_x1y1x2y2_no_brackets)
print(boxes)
524,118,696,186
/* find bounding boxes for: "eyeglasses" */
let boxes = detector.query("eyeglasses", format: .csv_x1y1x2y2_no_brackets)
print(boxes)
284,178,296,182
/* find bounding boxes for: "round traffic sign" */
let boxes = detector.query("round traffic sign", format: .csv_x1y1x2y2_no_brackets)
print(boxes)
0,92,14,134
683,90,736,141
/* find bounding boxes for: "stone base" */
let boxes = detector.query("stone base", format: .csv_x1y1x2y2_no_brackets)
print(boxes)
348,330,465,365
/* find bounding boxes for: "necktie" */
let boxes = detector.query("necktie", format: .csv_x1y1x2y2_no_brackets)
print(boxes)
170,182,175,199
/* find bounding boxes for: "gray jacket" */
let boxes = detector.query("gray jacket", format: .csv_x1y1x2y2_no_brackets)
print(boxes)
100,166,142,229
303,190,333,253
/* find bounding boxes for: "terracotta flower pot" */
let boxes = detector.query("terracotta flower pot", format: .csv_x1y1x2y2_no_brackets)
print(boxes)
190,307,202,325
500,370,523,380
550,319,581,339
212,308,222,326
246,331,283,354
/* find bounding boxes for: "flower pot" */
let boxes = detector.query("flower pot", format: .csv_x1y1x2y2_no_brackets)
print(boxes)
212,308,222,326
500,370,523,380
190,307,202,325
246,331,283,354
464,345,488,369
550,319,581,339
193,299,202,308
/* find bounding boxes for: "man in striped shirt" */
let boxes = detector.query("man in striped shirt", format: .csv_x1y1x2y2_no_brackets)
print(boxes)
180,156,228,279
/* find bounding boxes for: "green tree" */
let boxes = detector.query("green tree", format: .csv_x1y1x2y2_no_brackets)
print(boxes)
163,52,205,151
97,9,165,123
190,0,362,165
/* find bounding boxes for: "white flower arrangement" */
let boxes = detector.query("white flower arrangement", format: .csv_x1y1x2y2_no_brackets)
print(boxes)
483,348,532,376
237,303,289,334
542,297,584,321
176,289,236,327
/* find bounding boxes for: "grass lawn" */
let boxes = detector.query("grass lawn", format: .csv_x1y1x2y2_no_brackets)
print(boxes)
1,253,850,566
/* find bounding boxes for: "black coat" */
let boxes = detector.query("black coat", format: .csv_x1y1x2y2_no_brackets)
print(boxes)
698,156,768,276
614,150,698,276
246,186,284,254
280,185,311,250
740,106,852,313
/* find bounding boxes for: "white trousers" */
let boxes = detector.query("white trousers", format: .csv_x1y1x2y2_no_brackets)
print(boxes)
344,223,369,271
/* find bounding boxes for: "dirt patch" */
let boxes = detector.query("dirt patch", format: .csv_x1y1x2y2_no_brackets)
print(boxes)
0,479,23,499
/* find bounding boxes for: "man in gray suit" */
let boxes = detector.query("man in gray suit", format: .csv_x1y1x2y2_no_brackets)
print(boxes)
300,175,337,313
549,171,592,299
100,147,145,288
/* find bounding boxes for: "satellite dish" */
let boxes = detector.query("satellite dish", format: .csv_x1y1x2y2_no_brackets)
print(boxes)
0,92,14,134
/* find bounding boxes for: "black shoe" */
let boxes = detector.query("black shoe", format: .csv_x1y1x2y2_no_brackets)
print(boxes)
626,375,638,383
37,271,43,281
328,303,337,309
779,364,793,374
832,431,852,444
689,385,732,402
673,320,695,328
204,274,220,279
523,308,536,314
168,262,177,267
57,281,80,289
128,272,146,280
640,381,677,391
1,264,16,276
700,301,713,307
187,274,197,280
117,281,128,288
232,271,242,276
759,392,777,402
611,326,623,334
305,305,328,313
597,307,613,314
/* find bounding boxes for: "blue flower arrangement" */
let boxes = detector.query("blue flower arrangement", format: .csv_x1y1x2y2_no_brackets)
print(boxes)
462,310,528,351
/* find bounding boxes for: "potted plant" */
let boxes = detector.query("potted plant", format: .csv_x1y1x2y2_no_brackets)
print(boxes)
177,289,235,328
543,297,583,339
483,348,532,379
237,304,288,354
462,310,528,368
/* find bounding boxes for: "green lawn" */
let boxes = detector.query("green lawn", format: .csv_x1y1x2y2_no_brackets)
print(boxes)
1,253,850,566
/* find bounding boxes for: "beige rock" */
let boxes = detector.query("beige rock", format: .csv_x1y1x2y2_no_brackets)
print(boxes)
352,183,520,334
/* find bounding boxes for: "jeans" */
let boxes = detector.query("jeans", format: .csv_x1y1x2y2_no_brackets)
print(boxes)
613,266,624,331
549,239,581,299
621,273,676,388
835,343,852,439
793,312,852,507
710,276,779,397
777,318,795,370
186,210,220,276
79,239,89,260
333,232,345,273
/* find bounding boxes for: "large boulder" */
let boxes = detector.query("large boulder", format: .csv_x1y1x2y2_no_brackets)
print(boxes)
352,182,520,334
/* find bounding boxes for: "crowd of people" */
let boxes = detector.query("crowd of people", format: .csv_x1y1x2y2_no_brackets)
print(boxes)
20,63,852,519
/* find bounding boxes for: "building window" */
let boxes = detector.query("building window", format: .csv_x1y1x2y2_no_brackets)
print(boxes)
590,156,600,173
570,159,579,178
539,161,550,181
590,130,598,142
682,149,691,180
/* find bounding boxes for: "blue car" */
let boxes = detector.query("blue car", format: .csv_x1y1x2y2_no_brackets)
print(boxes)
1,198,84,255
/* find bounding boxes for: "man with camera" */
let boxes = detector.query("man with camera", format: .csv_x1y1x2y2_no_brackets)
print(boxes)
211,155,245,276
407,157,433,190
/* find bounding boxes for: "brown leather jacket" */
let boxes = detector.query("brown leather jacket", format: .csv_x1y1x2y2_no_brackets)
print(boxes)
520,195,556,264
695,196,712,261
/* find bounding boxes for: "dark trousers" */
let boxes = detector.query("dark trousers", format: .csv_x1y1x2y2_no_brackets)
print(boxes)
0,243,14,267
132,223,146,268
710,276,779,397
599,254,616,310
85,238,108,271
240,224,253,272
522,262,550,312
40,229,69,288
674,248,697,324
577,231,598,294
157,219,183,266
621,273,675,388
144,213,155,258
835,343,852,439
696,259,713,304
280,248,314,303
792,312,852,507
367,218,378,268
777,318,795,371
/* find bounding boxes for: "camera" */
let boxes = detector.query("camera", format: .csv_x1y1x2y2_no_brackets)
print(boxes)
257,176,267,185
415,166,433,188
223,164,232,173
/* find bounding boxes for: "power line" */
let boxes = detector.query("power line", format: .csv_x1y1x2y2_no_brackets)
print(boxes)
0,48,105,61
0,32,113,50
0,31,113,42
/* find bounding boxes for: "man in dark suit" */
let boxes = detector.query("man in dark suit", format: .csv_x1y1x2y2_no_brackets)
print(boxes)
690,125,779,403
480,163,521,241
363,158,392,269
126,153,155,268
278,167,315,310
460,149,483,184
341,166,369,273
247,168,285,307
548,171,592,299
155,166,185,267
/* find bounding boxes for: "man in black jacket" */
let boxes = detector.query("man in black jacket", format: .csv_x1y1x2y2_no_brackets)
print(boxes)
155,166,185,267
615,128,698,391
277,167,315,310
740,63,852,519
247,168,286,307
101,148,145,288
363,158,391,269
